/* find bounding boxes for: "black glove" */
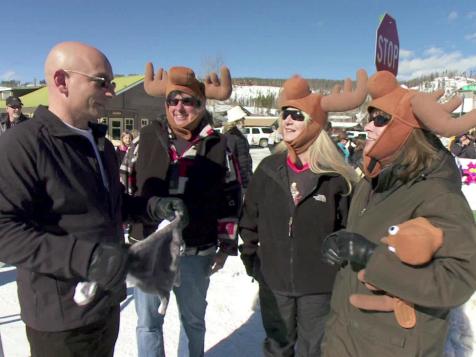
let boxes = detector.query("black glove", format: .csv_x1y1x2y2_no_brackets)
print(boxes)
148,197,189,227
321,230,377,267
87,244,129,291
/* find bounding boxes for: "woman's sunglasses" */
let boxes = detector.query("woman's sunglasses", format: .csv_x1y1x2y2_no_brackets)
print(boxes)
370,114,392,127
281,109,306,121
166,97,201,107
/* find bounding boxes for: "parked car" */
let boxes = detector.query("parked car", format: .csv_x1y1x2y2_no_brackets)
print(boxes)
243,126,275,147
346,130,367,140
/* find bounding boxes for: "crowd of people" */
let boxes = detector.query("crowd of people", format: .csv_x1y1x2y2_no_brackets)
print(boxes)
1,40,476,357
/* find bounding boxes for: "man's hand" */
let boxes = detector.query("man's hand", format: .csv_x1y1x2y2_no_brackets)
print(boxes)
86,244,129,291
148,197,189,227
321,230,377,267
210,250,228,275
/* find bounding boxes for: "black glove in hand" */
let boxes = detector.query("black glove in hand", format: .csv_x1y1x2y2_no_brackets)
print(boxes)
148,197,189,227
87,244,129,291
321,230,377,267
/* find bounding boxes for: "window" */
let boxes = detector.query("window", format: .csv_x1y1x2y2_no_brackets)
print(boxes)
141,118,149,128
98,117,108,124
262,128,273,133
110,118,123,140
124,118,134,132
252,128,260,134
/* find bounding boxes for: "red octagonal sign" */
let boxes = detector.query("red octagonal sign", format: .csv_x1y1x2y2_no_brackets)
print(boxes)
375,13,399,76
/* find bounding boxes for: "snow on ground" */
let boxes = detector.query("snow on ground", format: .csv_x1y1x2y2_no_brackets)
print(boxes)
1,147,476,357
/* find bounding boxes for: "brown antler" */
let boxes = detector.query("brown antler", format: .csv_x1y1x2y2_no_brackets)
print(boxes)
321,69,368,112
411,91,476,137
204,66,232,100
144,62,168,97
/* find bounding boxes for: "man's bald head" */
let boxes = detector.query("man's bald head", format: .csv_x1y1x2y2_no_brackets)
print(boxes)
44,42,112,85
44,41,115,128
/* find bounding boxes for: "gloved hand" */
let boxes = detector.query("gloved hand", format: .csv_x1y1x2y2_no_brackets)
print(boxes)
321,230,377,267
148,197,189,227
86,243,129,291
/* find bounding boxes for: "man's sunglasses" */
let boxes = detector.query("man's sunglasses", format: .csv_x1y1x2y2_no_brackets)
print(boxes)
370,114,392,127
63,69,116,89
166,97,201,107
281,109,306,122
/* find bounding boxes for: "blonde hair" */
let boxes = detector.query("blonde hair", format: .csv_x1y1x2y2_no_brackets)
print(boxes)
278,111,359,194
308,130,359,195
392,129,439,182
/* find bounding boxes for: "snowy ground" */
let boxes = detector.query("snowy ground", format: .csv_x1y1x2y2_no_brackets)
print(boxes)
1,147,476,357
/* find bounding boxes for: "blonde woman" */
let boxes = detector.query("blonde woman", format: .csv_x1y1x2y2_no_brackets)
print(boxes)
239,72,366,356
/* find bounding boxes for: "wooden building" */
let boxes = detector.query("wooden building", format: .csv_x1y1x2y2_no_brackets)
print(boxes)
0,75,165,144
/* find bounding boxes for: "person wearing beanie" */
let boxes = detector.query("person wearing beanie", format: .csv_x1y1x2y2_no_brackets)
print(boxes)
122,63,242,357
0,95,29,136
321,71,476,357
239,70,367,356
224,106,253,190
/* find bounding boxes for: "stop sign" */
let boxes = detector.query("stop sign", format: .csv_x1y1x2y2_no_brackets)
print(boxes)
375,13,399,76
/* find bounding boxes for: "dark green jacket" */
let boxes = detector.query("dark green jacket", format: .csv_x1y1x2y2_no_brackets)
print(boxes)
323,149,476,357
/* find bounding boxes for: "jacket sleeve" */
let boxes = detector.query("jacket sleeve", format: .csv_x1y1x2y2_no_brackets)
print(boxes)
239,164,265,256
0,134,96,280
364,190,476,309
335,178,352,230
235,136,253,189
216,148,243,255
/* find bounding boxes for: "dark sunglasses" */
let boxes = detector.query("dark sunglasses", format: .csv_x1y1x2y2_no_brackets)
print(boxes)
8,105,21,110
282,109,306,121
166,97,201,107
64,69,116,89
370,114,392,127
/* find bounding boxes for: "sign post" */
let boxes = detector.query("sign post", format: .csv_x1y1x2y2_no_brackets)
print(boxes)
375,13,399,76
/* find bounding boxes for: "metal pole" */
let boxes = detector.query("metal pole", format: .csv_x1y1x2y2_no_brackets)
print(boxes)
0,330,4,357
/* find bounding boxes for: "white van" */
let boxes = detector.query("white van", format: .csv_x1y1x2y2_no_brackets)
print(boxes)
243,127,275,147
346,131,367,140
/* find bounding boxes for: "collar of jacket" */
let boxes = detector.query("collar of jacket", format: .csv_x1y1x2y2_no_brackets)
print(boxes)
34,105,108,140
261,151,339,207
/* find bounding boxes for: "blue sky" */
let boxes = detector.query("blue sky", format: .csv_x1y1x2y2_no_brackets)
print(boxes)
3,0,476,82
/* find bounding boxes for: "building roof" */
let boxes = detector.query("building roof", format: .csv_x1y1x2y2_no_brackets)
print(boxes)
0,75,145,109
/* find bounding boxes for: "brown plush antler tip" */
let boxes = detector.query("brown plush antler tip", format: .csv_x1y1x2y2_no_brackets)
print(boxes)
368,71,399,99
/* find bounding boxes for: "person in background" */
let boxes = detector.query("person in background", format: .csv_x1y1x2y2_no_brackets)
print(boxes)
450,132,476,159
0,96,29,136
336,132,351,162
321,71,476,357
115,131,134,165
240,71,367,356
122,63,242,357
225,106,253,190
0,41,185,357
349,138,366,170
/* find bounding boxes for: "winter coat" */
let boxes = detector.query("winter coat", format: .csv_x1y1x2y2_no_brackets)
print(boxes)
0,106,148,332
450,141,476,159
224,126,253,188
0,112,29,136
127,119,241,254
239,151,350,295
322,149,476,357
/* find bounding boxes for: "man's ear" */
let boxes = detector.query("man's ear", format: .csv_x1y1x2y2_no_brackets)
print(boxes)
53,70,68,95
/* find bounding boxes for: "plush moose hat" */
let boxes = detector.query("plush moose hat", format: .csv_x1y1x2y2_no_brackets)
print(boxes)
144,63,232,140
364,70,476,178
279,69,368,163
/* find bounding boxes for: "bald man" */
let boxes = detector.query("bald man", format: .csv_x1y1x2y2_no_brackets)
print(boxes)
0,42,185,357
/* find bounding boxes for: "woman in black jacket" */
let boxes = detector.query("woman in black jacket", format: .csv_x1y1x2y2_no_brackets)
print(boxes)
224,106,253,189
239,71,367,356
